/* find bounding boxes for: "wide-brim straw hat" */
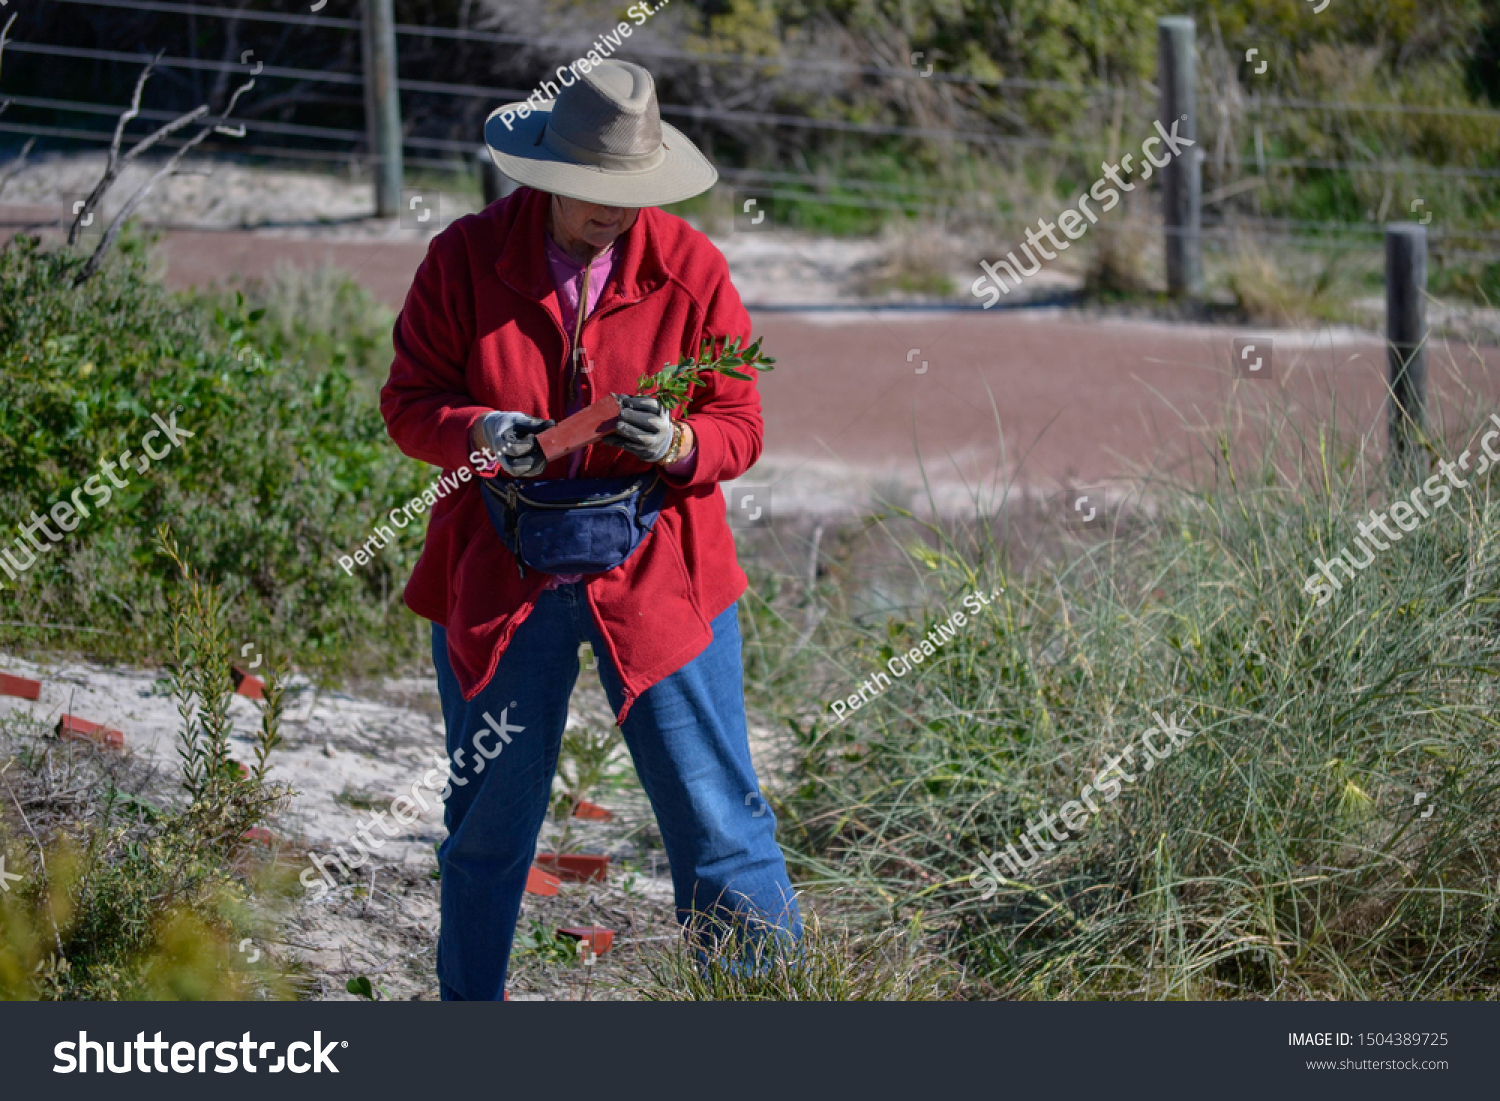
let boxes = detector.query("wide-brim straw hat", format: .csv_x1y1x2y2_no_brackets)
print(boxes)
484,60,717,207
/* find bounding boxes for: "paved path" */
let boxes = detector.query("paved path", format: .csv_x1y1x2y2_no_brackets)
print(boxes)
745,309,1500,515
14,209,1498,517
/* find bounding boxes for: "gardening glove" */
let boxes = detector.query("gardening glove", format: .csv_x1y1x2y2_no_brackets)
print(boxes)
603,394,674,463
477,410,555,478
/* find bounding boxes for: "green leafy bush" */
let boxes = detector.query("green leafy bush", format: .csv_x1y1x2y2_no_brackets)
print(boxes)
0,530,295,1000
0,236,429,676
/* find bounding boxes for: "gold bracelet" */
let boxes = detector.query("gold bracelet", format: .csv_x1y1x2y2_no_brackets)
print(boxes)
659,422,685,465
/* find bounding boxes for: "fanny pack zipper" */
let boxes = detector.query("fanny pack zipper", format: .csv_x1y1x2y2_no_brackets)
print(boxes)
499,473,660,510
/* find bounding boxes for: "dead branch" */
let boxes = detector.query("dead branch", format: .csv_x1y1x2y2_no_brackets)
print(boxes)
68,53,216,245
68,56,158,244
70,53,216,245
73,76,253,285
0,11,16,83
0,136,34,200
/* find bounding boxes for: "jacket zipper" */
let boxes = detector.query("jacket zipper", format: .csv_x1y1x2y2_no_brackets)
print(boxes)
571,285,646,469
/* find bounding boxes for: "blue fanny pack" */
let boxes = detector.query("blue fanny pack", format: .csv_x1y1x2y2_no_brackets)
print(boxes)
480,473,667,578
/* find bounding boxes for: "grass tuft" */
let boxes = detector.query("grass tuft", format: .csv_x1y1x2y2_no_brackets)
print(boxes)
634,912,956,1001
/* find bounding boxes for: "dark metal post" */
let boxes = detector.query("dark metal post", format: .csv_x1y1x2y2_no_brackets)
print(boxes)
476,147,519,207
1386,223,1429,471
1158,17,1201,296
361,0,403,217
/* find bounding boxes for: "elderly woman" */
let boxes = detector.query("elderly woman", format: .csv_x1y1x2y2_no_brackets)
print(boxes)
380,60,799,1001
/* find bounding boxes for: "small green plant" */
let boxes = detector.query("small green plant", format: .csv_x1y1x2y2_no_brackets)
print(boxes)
160,526,285,837
553,719,620,820
0,529,294,1000
512,919,582,967
636,335,776,416
345,974,389,1001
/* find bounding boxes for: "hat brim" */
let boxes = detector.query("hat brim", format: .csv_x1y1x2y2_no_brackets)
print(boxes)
484,102,718,208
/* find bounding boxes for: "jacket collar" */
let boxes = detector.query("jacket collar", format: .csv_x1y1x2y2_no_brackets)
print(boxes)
495,187,667,311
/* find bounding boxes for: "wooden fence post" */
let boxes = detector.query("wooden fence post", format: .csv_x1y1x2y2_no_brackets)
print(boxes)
476,146,518,207
1158,16,1202,297
1386,222,1429,472
361,0,403,217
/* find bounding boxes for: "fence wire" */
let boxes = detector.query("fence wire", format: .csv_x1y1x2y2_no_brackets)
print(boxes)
1,0,1497,257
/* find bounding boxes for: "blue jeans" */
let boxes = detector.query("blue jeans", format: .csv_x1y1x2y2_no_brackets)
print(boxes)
431,585,800,1000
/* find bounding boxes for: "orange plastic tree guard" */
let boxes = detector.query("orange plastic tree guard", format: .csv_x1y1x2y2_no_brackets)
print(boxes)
571,799,613,821
526,866,561,896
231,666,265,699
556,925,614,955
535,852,609,883
57,714,124,749
0,672,41,700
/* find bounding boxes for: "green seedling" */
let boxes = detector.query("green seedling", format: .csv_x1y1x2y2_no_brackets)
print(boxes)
554,721,620,820
346,974,390,1000
636,335,775,416
513,919,581,967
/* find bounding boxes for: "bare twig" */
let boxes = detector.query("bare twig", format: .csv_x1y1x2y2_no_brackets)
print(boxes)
68,103,209,245
0,137,35,201
212,75,255,137
110,55,157,164
0,763,66,957
73,77,252,285
70,52,162,245
0,12,17,83
68,52,239,248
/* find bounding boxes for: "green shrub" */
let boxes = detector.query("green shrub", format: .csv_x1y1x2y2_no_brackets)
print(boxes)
0,529,296,1000
0,237,429,676
216,262,398,383
1433,258,1500,305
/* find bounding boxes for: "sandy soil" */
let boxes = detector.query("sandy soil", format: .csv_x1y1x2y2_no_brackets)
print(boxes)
0,648,790,1000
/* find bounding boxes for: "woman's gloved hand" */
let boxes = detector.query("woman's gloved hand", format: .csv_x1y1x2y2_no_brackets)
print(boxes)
474,411,555,478
603,394,674,463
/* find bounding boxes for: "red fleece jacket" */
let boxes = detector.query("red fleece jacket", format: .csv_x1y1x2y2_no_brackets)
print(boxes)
379,187,760,721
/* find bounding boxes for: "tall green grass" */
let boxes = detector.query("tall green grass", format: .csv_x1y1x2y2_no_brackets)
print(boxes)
750,364,1500,999
633,913,955,1001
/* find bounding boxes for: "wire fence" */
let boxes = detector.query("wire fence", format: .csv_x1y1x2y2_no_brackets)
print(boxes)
43,0,1500,117
11,36,1500,170
3,0,1499,257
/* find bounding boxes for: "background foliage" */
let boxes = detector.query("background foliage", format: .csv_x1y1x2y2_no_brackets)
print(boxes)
0,234,429,675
